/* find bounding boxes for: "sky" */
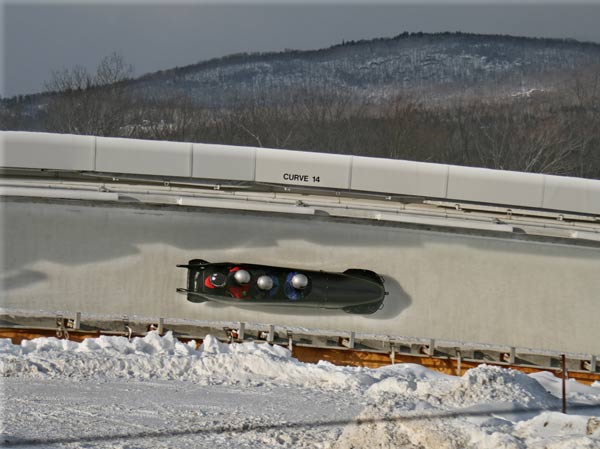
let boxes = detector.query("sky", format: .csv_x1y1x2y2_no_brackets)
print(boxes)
2,1,600,97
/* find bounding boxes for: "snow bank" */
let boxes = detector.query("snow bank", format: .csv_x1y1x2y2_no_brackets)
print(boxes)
531,371,600,405
0,332,373,391
336,365,600,449
2,333,599,449
515,412,600,449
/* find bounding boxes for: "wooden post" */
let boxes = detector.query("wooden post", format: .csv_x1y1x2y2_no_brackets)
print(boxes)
562,354,567,414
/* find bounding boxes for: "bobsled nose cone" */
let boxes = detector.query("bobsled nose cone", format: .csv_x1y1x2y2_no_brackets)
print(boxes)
361,281,385,299
335,278,385,303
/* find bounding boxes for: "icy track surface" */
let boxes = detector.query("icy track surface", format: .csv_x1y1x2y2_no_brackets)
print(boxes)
1,332,599,449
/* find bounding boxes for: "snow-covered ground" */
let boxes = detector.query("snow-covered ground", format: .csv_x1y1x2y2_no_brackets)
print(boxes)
1,332,599,449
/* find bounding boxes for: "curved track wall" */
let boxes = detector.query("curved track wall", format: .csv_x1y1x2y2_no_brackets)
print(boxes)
2,131,600,215
2,197,599,354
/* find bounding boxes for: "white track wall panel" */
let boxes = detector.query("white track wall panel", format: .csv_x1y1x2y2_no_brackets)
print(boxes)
255,148,351,189
192,143,255,181
542,175,600,215
0,131,95,171
447,165,545,209
95,137,192,177
2,131,600,217
351,156,448,198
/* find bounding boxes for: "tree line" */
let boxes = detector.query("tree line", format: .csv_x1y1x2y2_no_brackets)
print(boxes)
1,54,599,180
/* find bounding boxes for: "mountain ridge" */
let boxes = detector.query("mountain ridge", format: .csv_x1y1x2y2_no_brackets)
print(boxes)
141,31,600,80
126,31,600,107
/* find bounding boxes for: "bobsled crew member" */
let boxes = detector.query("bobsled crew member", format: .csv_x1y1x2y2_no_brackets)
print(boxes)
227,266,252,299
256,274,280,297
284,272,309,301
204,272,226,289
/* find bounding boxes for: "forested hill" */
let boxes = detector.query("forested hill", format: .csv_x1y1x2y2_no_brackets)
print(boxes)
133,32,600,106
2,32,600,180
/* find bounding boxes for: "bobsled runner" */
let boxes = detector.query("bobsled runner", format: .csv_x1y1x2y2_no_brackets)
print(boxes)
176,259,387,314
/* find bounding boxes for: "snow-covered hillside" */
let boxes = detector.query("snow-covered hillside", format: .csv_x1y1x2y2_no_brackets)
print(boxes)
1,332,599,448
135,33,600,106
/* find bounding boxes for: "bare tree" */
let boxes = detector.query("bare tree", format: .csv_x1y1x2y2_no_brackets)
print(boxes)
44,65,92,93
95,52,134,86
42,52,134,136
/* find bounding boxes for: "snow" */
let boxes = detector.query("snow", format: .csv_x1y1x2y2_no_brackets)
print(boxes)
1,332,599,448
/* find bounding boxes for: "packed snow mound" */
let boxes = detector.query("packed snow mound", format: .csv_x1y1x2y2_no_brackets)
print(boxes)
530,371,600,405
516,412,600,438
367,365,559,411
370,362,453,383
339,365,600,449
0,332,372,391
400,413,598,449
366,363,456,410
337,402,599,449
198,334,230,355
447,365,560,409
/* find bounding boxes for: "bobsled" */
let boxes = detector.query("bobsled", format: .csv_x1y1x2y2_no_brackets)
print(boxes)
176,260,387,314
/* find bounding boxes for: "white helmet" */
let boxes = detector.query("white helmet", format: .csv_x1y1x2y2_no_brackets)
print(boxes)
291,273,308,289
233,269,251,284
257,275,274,291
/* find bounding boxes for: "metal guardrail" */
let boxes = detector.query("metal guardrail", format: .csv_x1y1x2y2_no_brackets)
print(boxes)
2,176,600,245
1,311,598,385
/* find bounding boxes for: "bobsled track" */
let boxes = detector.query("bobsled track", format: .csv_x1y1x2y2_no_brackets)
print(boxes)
1,131,600,365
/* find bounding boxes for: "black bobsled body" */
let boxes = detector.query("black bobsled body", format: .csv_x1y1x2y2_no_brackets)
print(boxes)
176,260,386,314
